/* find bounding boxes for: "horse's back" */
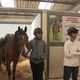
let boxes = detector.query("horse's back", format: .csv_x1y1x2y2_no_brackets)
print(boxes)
4,34,15,58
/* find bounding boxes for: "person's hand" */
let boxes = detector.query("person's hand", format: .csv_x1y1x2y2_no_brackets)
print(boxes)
22,53,28,58
40,57,44,62
24,53,29,58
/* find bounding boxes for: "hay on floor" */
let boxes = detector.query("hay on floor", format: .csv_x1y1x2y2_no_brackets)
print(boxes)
0,58,32,80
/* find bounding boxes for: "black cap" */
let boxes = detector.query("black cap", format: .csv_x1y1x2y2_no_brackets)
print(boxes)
67,27,78,35
34,27,42,35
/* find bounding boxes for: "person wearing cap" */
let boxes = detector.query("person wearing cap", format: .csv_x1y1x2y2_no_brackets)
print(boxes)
63,27,80,80
27,27,48,80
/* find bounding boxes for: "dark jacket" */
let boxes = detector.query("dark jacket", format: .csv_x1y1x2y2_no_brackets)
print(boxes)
28,37,48,63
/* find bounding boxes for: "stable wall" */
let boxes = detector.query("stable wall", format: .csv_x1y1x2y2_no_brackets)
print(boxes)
42,11,80,80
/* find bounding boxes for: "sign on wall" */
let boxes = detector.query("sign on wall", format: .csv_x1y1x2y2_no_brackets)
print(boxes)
62,16,80,41
49,15,62,42
49,15,80,43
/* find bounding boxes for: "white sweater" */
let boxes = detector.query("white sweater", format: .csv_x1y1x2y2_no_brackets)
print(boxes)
64,39,80,67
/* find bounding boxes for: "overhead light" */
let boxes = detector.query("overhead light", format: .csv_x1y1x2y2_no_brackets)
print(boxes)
1,0,15,7
38,2,52,10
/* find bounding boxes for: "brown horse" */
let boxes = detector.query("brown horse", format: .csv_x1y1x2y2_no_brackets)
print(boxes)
0,26,28,80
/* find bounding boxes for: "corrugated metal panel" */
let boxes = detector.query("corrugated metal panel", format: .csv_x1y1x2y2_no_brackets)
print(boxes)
53,3,73,11
15,1,39,9
14,0,79,12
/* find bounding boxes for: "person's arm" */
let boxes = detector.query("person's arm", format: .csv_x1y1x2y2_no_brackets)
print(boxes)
71,52,80,56
64,42,75,58
70,42,80,56
41,42,48,60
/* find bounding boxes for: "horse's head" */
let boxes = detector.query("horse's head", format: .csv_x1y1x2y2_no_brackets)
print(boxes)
14,26,28,57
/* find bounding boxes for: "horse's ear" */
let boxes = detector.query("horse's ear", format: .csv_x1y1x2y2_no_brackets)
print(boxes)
18,26,20,31
24,26,27,32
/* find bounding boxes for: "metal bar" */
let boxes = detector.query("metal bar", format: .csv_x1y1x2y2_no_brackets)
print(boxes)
0,8,42,13
0,8,80,17
0,13,36,16
0,7,80,16
0,21,32,24
47,10,80,17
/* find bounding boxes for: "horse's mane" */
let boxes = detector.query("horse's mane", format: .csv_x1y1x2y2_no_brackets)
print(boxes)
0,34,12,49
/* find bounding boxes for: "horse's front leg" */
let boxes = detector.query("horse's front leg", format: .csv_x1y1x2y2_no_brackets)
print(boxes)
0,54,2,72
6,60,11,80
13,60,18,80
0,60,1,71
0,59,2,80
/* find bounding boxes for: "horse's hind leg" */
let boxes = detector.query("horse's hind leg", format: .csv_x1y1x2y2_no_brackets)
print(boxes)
0,53,2,72
0,61,2,80
6,60,11,80
0,60,1,71
0,56,2,72
0,60,2,80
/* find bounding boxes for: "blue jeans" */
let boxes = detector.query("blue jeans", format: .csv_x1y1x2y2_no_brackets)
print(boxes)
63,66,79,80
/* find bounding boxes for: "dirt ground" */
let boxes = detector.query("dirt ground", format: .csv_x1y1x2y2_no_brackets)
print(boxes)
0,56,32,80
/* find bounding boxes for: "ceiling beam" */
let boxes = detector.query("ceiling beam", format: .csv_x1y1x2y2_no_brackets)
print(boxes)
21,0,76,5
0,8,42,13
